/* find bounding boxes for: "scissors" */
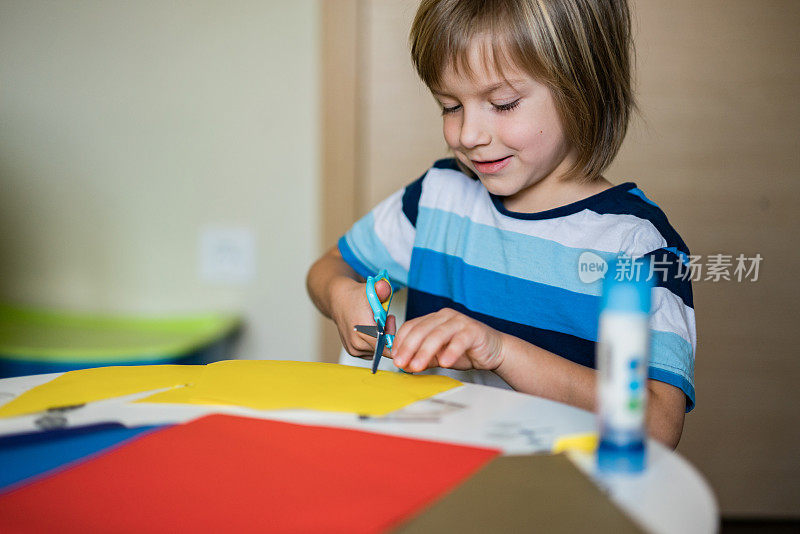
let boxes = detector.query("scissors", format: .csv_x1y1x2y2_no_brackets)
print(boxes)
353,269,394,373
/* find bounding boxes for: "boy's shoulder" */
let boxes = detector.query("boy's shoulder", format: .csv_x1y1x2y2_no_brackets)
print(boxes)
594,183,691,259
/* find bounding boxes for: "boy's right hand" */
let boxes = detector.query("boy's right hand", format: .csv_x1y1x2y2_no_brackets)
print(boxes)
331,278,396,359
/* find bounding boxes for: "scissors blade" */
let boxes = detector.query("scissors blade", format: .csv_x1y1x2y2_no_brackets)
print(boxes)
371,332,387,374
354,325,380,338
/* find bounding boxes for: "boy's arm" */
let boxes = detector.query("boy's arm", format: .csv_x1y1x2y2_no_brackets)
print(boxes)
306,246,394,358
497,333,686,448
389,309,685,448
306,246,363,320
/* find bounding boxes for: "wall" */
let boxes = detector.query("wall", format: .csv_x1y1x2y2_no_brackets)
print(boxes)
0,1,320,361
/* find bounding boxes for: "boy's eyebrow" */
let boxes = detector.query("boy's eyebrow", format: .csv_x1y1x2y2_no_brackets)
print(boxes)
432,79,529,99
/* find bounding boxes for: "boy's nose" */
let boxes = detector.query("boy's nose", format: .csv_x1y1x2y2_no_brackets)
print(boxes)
459,109,491,149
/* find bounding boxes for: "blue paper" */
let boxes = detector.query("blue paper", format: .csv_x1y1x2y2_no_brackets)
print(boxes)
0,423,165,491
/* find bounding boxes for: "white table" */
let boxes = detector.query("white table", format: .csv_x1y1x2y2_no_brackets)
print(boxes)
0,371,718,534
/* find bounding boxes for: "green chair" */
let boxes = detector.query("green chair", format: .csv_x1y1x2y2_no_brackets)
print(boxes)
0,304,240,378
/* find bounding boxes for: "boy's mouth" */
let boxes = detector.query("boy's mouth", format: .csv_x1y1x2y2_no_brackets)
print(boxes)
471,156,512,174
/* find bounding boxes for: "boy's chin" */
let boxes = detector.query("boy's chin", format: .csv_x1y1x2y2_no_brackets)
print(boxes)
478,177,520,198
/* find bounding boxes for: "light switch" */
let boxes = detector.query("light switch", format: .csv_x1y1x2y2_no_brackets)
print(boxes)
199,226,256,285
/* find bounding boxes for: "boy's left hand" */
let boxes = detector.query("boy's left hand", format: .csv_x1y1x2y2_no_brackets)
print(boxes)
390,308,504,373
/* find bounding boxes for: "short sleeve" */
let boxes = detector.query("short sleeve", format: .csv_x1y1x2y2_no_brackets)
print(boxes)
643,249,697,412
337,176,423,289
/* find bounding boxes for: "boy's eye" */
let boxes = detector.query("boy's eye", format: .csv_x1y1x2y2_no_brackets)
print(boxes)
441,104,461,116
493,99,520,112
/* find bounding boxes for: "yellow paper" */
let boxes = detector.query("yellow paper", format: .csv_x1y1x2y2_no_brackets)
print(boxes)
0,365,203,418
139,360,461,416
552,433,598,454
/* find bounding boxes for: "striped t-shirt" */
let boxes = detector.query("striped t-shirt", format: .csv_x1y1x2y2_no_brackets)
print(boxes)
338,159,696,411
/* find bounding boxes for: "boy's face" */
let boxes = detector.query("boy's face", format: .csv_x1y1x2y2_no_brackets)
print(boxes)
432,42,578,211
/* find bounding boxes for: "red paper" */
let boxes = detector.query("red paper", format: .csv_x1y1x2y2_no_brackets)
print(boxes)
0,414,498,533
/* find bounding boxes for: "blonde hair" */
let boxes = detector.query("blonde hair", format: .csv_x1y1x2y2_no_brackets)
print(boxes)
410,0,634,181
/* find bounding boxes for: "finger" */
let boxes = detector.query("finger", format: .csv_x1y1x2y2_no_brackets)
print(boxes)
374,279,392,303
395,308,455,348
346,344,373,359
404,342,442,373
406,318,464,372
350,331,377,357
391,313,449,367
354,330,394,359
390,315,420,354
381,315,398,359
438,334,470,368
385,314,397,335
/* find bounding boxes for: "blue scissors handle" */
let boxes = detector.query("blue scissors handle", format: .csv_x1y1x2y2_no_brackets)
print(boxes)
365,269,394,349
366,269,393,327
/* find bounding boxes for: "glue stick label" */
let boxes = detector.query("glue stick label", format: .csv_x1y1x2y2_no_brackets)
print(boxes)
597,313,649,444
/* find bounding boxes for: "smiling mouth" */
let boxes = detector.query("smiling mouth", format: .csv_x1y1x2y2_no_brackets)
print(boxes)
471,156,510,164
470,155,512,174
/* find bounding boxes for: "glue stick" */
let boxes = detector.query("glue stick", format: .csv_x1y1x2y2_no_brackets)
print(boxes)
596,258,653,474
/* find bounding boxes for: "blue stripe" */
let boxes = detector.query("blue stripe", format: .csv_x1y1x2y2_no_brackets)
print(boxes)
408,248,601,341
340,215,409,288
427,164,690,272
627,187,659,208
401,175,424,227
338,236,372,280
407,288,597,368
407,288,696,411
643,249,694,308
649,367,695,412
416,207,617,296
663,246,690,266
650,330,695,383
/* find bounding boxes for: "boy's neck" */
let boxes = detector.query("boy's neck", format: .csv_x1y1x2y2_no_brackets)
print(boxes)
501,175,613,214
